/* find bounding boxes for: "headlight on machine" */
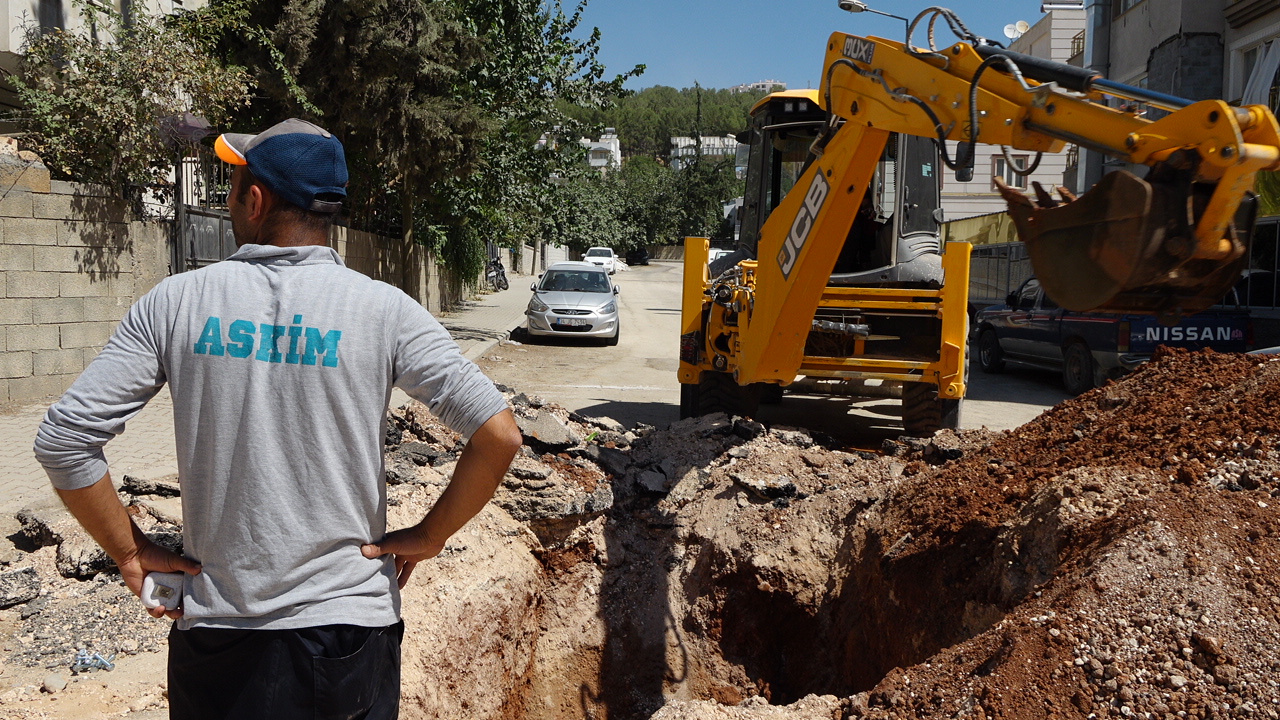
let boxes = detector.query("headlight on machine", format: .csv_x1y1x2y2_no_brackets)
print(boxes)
600,301,616,314
529,296,549,312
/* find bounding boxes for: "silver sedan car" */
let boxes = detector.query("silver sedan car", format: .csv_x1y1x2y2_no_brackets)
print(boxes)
525,262,620,345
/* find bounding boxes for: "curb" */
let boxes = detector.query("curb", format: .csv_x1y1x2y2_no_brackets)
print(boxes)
463,329,515,363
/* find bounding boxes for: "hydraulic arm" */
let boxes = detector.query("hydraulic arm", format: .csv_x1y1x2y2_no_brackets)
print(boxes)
818,17,1280,316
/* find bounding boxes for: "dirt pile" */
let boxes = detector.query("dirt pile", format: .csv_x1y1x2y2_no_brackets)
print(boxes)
650,348,1280,720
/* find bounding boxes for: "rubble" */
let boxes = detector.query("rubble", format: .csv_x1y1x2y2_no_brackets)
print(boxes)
0,568,39,609
515,409,582,451
6,347,1280,719
120,474,180,497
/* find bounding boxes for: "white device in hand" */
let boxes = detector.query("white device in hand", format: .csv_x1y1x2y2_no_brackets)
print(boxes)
141,571,185,611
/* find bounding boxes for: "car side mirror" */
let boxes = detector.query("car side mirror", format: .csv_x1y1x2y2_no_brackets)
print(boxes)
531,282,538,291
1006,293,1018,307
613,286,620,295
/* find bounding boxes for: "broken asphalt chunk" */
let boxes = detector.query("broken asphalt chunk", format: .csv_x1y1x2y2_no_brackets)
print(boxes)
0,567,39,609
516,411,581,452
731,472,798,500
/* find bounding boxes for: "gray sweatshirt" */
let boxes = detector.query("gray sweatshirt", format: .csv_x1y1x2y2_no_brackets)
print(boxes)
34,244,508,630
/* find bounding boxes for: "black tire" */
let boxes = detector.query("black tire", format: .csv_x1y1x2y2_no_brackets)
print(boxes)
1062,342,1096,395
679,382,698,419
604,326,620,347
683,371,760,419
497,274,509,291
757,382,784,405
902,382,962,436
977,328,1004,373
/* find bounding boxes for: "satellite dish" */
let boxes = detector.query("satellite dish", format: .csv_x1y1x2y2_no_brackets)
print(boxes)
1016,20,1031,33
1003,24,1018,39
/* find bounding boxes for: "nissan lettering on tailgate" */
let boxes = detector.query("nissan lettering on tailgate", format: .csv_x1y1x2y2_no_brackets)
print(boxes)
1130,317,1248,353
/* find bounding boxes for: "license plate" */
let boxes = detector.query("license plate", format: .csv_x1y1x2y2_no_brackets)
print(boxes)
555,318,588,327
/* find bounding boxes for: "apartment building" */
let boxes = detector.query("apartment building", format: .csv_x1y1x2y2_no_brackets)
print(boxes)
582,129,622,171
669,135,746,172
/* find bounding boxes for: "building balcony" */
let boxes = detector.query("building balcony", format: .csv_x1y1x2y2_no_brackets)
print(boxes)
1226,0,1280,29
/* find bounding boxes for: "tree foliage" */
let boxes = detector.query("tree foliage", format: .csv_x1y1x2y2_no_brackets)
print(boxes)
427,0,641,278
562,85,768,157
215,0,639,281
11,0,251,205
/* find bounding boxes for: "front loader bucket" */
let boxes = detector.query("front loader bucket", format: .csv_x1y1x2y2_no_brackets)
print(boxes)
998,162,1253,318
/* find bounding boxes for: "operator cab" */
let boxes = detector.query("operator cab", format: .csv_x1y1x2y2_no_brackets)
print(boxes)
733,90,945,289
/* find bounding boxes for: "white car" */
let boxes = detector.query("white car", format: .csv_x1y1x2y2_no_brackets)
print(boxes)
525,262,621,345
583,247,618,274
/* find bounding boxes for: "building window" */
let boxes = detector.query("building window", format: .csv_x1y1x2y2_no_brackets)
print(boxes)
992,155,1028,190
1114,0,1144,17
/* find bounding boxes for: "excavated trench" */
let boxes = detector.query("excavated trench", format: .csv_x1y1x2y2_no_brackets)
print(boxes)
388,348,1280,720
506,424,1074,718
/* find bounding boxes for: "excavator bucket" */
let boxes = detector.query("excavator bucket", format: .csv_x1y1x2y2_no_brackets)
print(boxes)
997,161,1254,319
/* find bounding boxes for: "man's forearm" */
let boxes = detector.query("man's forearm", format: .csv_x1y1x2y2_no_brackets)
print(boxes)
56,472,147,565
418,409,522,547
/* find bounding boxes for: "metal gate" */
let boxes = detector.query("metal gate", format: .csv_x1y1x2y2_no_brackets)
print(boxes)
172,142,236,272
177,207,237,270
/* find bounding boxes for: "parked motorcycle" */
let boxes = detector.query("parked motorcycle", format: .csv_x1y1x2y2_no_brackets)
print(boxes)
486,256,509,291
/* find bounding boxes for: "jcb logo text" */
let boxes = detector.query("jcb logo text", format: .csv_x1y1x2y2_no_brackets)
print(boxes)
778,173,830,280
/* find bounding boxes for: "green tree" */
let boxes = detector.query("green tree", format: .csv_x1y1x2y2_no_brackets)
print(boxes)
674,156,742,239
11,0,251,207
215,0,638,282
562,84,767,158
225,0,490,239
431,0,640,278
618,156,677,246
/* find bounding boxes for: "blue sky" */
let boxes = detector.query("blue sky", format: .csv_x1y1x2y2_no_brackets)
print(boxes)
575,0,1051,91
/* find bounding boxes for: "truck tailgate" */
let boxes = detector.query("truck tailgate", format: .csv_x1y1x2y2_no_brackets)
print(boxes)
1127,314,1250,354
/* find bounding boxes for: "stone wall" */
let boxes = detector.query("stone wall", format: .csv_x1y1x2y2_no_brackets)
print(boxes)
0,153,169,405
329,226,452,315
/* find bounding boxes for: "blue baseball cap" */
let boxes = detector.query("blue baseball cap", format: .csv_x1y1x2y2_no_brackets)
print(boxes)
215,118,347,213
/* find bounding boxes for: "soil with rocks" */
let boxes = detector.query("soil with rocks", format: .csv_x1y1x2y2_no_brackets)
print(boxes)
3,348,1280,719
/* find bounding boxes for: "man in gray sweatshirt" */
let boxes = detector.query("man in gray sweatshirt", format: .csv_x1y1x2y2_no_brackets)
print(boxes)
33,118,522,719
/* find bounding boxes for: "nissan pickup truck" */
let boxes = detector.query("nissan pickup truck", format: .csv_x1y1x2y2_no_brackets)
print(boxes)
974,277,1252,395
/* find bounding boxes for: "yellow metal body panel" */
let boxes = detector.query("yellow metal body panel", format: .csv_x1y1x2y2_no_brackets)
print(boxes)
749,88,822,115
797,242,970,399
678,237,710,385
736,122,889,384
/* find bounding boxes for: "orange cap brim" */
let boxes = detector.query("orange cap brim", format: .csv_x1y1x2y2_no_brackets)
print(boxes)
214,135,248,165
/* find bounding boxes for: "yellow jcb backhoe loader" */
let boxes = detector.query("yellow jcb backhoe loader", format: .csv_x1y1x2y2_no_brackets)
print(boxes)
678,6,1280,434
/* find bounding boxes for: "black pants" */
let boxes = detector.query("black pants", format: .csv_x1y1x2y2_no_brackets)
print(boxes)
168,621,403,720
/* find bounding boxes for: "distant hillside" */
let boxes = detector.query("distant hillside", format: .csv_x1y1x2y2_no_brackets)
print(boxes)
561,85,770,158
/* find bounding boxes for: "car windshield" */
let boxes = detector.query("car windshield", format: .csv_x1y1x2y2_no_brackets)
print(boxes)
586,249,611,257
539,270,611,293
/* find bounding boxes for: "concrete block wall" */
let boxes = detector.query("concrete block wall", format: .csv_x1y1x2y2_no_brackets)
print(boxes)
330,225,458,315
0,154,168,405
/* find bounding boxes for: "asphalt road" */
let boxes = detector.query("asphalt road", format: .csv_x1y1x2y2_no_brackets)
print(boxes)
476,260,1071,442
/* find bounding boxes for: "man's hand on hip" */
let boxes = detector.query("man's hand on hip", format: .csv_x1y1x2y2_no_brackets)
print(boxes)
56,473,201,620
361,524,444,589
117,539,202,619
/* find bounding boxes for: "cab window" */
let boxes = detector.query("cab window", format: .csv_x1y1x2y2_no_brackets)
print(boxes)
1017,279,1041,310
